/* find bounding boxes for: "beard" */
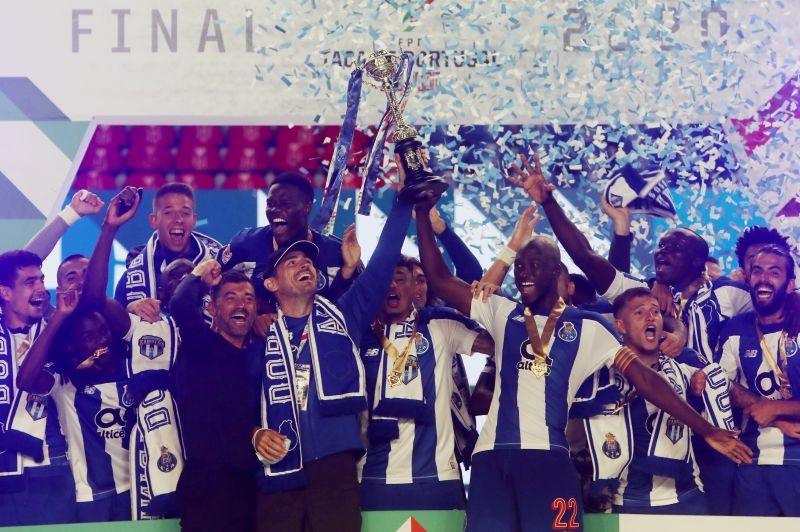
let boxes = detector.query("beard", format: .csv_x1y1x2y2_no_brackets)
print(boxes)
750,280,791,317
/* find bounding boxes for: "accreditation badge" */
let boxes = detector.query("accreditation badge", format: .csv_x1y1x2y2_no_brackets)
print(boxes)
295,364,311,411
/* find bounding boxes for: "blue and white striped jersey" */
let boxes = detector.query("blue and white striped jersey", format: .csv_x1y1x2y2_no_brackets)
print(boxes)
612,359,703,507
602,272,752,364
470,295,621,455
719,313,800,465
360,307,479,484
52,366,133,502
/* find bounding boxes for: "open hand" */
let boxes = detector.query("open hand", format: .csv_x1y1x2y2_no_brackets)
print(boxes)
507,152,554,204
704,428,752,464
509,204,542,251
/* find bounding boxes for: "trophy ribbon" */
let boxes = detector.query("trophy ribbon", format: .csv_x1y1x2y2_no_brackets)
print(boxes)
311,67,364,233
357,53,414,216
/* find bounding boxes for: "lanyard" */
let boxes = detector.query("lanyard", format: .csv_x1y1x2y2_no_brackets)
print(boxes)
522,298,566,378
372,312,420,388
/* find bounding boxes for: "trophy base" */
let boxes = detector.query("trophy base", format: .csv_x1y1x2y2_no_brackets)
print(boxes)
399,174,449,203
396,137,449,202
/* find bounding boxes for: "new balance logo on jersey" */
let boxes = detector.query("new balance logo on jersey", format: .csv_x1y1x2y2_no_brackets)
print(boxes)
364,348,380,357
25,394,47,421
138,335,165,360
512,315,526,323
744,349,759,358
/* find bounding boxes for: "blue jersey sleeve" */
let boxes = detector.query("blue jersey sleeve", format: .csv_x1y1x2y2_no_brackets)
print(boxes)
437,225,482,284
336,199,413,345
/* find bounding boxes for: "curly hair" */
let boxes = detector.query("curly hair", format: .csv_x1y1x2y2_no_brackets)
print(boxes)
734,226,790,269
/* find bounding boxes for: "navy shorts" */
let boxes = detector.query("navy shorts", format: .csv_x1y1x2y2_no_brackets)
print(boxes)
360,478,465,511
466,449,584,532
734,464,800,517
0,462,77,526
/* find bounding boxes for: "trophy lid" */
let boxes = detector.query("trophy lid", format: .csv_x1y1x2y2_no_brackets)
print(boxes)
363,50,401,82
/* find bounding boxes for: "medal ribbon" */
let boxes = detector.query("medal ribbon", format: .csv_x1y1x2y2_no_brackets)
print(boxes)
523,298,567,361
372,312,420,386
755,323,792,399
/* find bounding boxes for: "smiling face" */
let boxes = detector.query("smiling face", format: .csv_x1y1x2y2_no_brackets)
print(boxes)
383,266,415,323
266,183,312,246
264,250,318,301
748,251,795,318
209,280,257,344
68,312,115,377
150,192,197,254
0,265,48,327
615,294,663,357
653,229,706,288
513,237,561,309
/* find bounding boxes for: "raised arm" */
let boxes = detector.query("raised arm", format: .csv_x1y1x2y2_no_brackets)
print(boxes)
16,289,79,393
83,187,141,337
482,203,541,287
601,193,632,273
416,199,473,317
336,197,414,344
169,260,218,355
429,207,483,284
24,190,104,260
508,153,618,294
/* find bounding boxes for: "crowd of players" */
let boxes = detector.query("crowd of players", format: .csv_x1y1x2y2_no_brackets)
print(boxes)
0,152,798,532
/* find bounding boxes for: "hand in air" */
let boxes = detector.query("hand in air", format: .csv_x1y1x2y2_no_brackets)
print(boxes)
506,152,554,204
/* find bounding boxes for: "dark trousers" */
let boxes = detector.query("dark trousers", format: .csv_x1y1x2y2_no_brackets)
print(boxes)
255,452,361,532
177,462,256,532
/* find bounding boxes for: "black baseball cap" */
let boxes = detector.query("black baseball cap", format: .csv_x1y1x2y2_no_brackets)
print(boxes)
262,240,319,279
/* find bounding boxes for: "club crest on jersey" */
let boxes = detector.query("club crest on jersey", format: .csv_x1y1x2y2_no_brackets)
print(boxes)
220,245,232,265
602,432,621,459
402,354,420,384
743,349,759,358
787,338,798,358
415,335,430,354
138,335,165,360
557,322,577,342
666,417,685,444
25,394,47,421
157,446,178,473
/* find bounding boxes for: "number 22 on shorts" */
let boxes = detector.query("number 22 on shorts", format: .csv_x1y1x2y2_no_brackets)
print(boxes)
551,497,579,530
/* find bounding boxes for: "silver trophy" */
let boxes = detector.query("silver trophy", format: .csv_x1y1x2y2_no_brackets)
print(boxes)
362,50,448,201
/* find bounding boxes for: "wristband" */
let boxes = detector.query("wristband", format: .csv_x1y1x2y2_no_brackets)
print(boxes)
497,245,517,266
57,205,81,226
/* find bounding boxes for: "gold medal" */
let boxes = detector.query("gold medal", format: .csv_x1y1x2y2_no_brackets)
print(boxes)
388,372,402,388
523,300,565,379
531,356,551,378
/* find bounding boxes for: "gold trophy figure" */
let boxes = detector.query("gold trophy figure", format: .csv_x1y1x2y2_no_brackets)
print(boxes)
362,50,448,201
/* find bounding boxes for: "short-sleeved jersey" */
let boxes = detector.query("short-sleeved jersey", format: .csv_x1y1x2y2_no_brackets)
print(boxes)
603,271,752,363
52,354,133,502
470,295,621,455
719,313,800,465
360,307,479,484
218,226,347,301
